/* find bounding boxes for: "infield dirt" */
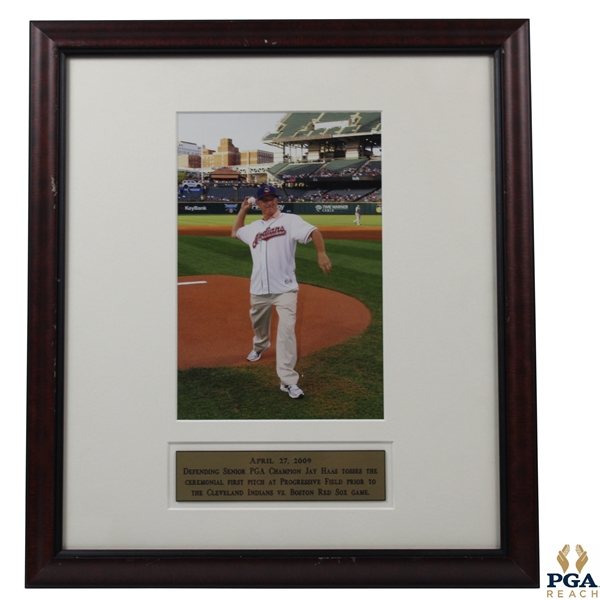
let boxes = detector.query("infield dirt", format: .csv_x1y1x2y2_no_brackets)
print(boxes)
178,275,371,369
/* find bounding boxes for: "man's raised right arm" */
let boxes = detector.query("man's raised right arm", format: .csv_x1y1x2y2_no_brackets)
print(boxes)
231,198,252,238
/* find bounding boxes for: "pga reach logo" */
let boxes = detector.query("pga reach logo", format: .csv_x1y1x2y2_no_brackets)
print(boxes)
547,544,597,597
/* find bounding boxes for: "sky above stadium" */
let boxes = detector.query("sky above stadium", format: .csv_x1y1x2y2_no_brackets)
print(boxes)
178,112,287,153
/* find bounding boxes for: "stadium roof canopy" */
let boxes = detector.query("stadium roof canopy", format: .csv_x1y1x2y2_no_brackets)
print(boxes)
263,112,381,146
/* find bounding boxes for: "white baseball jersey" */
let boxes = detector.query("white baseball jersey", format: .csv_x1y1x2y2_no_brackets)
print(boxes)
237,212,316,295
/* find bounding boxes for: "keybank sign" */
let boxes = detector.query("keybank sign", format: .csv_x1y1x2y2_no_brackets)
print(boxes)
547,545,597,598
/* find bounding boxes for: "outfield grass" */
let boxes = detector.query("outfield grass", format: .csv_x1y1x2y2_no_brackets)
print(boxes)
178,236,383,420
178,214,382,227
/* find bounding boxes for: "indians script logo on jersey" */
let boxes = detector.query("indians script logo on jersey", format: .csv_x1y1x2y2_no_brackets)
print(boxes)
252,226,287,248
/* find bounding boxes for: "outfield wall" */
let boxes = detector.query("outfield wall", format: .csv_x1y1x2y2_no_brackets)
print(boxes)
178,202,382,216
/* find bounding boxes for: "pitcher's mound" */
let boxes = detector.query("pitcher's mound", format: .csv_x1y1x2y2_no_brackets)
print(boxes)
178,275,371,369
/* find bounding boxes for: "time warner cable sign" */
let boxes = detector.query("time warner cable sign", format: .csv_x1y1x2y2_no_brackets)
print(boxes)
547,545,597,597
315,204,350,213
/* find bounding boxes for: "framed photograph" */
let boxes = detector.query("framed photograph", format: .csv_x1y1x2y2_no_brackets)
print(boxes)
176,110,383,420
26,20,537,587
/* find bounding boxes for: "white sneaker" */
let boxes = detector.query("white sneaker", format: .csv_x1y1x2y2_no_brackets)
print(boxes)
247,342,270,362
280,384,304,399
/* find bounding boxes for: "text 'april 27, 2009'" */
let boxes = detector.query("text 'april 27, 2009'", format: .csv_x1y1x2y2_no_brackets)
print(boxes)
176,450,386,502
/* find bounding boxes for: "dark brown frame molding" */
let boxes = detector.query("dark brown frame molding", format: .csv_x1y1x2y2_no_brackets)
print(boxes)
27,19,537,587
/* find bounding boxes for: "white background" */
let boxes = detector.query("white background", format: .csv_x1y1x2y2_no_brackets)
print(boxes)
1,0,598,598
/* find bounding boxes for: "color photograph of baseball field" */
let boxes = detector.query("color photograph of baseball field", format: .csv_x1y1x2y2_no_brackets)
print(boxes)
177,112,383,420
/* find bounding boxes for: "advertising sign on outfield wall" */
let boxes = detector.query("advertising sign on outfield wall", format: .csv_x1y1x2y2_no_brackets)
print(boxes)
178,203,382,216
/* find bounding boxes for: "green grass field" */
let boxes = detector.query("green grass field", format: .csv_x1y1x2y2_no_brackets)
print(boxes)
178,214,382,227
178,235,383,420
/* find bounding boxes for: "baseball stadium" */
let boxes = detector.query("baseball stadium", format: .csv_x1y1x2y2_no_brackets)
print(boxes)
177,112,383,420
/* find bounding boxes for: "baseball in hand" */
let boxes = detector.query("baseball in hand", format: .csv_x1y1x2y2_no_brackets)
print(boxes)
248,197,256,205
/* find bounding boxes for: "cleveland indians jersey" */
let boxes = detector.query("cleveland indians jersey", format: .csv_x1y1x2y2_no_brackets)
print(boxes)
237,212,316,295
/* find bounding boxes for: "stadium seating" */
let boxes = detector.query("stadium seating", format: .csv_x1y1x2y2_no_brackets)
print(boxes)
355,160,382,177
285,187,379,203
237,186,260,197
267,163,288,175
315,158,368,177
278,163,324,179
362,189,382,202
206,187,236,200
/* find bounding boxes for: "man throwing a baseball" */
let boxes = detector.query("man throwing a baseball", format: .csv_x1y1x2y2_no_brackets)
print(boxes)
232,184,332,399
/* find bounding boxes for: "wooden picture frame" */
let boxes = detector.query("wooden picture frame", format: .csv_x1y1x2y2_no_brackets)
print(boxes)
27,19,537,587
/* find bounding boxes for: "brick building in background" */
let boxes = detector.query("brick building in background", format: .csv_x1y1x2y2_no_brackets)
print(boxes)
202,138,273,169
177,140,202,169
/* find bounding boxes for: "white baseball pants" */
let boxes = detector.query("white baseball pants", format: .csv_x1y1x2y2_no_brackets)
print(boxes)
249,290,299,386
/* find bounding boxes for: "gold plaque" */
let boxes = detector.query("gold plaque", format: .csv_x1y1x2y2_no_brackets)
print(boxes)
176,451,385,502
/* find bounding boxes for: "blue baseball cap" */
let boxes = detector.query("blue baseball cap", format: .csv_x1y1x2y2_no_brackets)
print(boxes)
256,184,279,200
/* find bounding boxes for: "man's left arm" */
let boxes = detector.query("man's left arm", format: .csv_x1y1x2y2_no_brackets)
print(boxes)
310,229,332,275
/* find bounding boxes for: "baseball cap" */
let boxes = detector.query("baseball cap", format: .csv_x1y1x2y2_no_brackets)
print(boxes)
256,184,279,200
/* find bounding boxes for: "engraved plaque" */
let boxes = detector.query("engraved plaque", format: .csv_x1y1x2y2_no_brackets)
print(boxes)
176,451,385,501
